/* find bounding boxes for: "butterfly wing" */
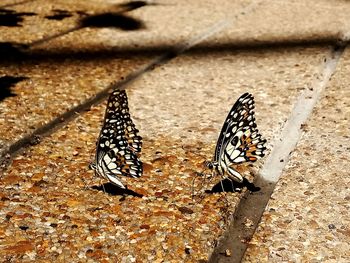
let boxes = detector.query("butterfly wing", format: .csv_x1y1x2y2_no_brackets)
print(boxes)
93,89,143,188
118,92,143,153
214,93,266,182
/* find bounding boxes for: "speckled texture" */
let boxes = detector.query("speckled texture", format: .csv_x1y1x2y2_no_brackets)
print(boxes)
200,0,350,48
94,0,249,50
0,102,240,262
1,0,349,262
0,0,250,154
0,46,329,261
243,48,350,262
0,57,149,152
129,47,327,147
0,0,153,152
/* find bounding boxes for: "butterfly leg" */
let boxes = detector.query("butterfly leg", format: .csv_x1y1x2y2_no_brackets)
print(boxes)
191,168,213,201
100,178,106,194
191,171,205,200
81,176,90,191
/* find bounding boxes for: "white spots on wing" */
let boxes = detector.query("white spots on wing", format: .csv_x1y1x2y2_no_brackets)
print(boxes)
252,139,260,144
104,154,111,163
108,163,117,169
235,130,243,139
108,176,125,188
229,149,240,160
227,167,243,182
233,156,246,163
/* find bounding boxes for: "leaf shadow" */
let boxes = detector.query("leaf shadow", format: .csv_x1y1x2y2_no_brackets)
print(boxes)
0,8,36,27
79,13,144,30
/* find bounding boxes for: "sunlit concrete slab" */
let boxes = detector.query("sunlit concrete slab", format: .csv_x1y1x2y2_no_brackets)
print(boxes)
0,43,329,261
243,47,350,262
0,0,249,154
197,0,350,53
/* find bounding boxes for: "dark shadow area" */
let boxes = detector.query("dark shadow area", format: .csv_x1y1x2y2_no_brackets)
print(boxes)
79,13,144,30
119,0,149,11
91,182,143,197
0,8,36,26
0,35,344,65
117,0,163,12
0,75,28,101
0,42,28,57
44,9,73,20
209,178,260,193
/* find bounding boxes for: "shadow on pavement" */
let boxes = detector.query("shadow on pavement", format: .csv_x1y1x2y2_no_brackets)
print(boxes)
91,182,143,197
0,35,344,64
0,75,28,101
79,13,144,30
209,177,261,193
0,8,36,26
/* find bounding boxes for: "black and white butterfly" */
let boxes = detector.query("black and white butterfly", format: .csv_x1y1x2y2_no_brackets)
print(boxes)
204,93,267,186
90,89,142,189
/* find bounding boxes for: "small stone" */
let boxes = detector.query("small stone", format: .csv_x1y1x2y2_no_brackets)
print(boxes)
328,224,336,230
19,225,29,231
178,206,194,214
185,246,192,254
225,249,231,257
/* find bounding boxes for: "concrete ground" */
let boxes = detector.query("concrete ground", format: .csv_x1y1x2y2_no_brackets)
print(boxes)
0,0,349,262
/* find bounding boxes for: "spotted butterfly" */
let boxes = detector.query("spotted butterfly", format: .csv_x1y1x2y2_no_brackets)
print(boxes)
90,89,142,188
204,93,267,184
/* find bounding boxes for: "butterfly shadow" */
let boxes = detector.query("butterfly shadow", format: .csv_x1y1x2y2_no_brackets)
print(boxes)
91,183,143,197
207,178,261,194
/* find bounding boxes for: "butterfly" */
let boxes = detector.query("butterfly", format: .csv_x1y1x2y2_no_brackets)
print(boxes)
90,89,143,189
203,93,267,186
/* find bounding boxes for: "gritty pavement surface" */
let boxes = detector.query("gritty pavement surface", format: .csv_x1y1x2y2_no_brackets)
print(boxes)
0,0,349,262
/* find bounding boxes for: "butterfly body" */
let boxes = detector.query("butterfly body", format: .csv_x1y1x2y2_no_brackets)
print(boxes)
205,93,266,183
91,89,142,189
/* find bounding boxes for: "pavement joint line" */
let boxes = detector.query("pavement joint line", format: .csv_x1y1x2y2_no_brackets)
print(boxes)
177,0,264,54
1,1,262,170
209,43,346,263
260,43,345,184
0,0,36,8
28,26,82,49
